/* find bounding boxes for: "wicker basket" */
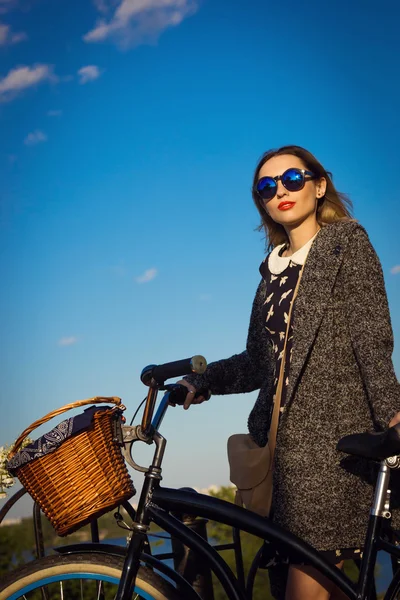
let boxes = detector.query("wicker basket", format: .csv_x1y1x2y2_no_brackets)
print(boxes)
7,397,136,536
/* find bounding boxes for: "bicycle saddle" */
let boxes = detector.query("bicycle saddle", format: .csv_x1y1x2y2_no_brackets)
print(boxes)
337,423,400,460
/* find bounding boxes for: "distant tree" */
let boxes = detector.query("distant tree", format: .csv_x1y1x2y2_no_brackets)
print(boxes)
0,504,133,579
0,526,19,574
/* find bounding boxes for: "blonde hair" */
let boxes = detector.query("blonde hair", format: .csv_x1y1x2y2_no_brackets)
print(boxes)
252,145,354,250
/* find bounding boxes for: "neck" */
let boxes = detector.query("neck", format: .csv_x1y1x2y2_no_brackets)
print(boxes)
284,217,320,257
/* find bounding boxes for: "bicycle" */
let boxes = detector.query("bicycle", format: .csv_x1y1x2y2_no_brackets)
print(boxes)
1,354,400,600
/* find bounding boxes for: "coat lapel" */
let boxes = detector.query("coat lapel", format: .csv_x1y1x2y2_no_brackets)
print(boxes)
285,221,356,407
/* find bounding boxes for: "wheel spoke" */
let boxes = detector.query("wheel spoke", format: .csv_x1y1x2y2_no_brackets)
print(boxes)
96,580,105,600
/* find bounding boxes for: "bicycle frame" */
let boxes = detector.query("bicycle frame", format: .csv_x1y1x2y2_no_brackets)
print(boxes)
144,487,357,599
151,487,389,600
115,390,400,600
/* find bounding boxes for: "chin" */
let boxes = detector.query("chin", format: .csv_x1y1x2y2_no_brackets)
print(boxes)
271,212,301,226
271,210,316,228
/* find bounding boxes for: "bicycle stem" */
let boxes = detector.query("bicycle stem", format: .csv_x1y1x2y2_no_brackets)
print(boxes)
116,431,167,600
141,386,159,435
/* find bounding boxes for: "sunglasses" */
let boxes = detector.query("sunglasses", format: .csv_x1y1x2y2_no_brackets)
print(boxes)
255,168,316,201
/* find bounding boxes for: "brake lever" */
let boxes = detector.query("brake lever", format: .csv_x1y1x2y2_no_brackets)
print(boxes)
122,425,153,473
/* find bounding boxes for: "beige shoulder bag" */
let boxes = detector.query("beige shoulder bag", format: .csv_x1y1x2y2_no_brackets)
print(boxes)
227,268,303,517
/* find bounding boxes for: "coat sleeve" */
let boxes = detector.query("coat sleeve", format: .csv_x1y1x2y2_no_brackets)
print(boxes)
343,226,400,429
184,279,273,395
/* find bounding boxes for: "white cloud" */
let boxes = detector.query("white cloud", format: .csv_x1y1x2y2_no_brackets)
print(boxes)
24,130,47,146
0,23,27,45
84,0,197,49
0,64,55,102
0,0,16,15
78,65,101,84
47,109,62,117
93,0,111,14
391,265,400,275
58,336,78,347
11,31,26,42
0,22,8,42
135,267,158,283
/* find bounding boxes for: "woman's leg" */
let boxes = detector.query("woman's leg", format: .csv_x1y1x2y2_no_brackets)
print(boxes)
330,585,351,600
285,562,344,600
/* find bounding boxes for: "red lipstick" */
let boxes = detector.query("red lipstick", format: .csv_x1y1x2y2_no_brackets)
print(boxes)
278,201,296,211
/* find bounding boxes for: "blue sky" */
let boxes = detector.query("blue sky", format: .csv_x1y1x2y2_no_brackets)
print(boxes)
1,0,399,517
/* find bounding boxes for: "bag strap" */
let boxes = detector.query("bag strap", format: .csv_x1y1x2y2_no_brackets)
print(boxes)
267,265,304,457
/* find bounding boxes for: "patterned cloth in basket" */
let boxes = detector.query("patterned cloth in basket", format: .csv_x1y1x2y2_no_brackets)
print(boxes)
7,406,108,472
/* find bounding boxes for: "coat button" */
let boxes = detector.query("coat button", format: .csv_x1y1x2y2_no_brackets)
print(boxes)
333,245,341,255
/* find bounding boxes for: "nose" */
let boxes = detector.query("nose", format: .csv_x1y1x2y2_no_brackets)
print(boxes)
276,179,287,199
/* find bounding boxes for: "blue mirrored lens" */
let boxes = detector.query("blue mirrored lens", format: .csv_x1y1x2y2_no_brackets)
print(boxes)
256,177,276,200
282,169,304,191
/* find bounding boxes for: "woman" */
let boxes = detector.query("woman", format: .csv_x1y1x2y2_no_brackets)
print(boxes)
179,145,400,599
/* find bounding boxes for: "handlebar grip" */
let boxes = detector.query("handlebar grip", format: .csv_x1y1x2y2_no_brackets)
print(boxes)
166,384,211,405
141,355,207,386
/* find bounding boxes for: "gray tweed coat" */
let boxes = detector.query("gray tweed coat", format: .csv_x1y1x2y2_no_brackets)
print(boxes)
185,220,400,551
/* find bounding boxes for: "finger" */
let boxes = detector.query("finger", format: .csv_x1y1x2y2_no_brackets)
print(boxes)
187,393,209,406
389,413,400,427
191,396,206,404
176,379,191,389
183,388,196,410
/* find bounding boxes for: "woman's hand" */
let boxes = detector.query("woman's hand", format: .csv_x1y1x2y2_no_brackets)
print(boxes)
389,412,400,427
176,380,209,410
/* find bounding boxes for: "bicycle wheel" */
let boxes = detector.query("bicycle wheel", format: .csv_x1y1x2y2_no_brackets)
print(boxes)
0,553,180,600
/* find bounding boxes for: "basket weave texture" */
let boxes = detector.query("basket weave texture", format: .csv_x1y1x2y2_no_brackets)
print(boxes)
8,397,135,536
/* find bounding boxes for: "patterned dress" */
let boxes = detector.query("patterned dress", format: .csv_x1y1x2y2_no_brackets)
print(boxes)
260,238,363,567
260,257,301,414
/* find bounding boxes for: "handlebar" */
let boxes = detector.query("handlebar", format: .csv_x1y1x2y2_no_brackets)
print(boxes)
141,355,207,386
140,356,208,434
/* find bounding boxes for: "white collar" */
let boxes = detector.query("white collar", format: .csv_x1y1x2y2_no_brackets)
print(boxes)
268,231,320,275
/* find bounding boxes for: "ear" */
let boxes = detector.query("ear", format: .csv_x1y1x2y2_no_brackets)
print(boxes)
316,176,327,198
